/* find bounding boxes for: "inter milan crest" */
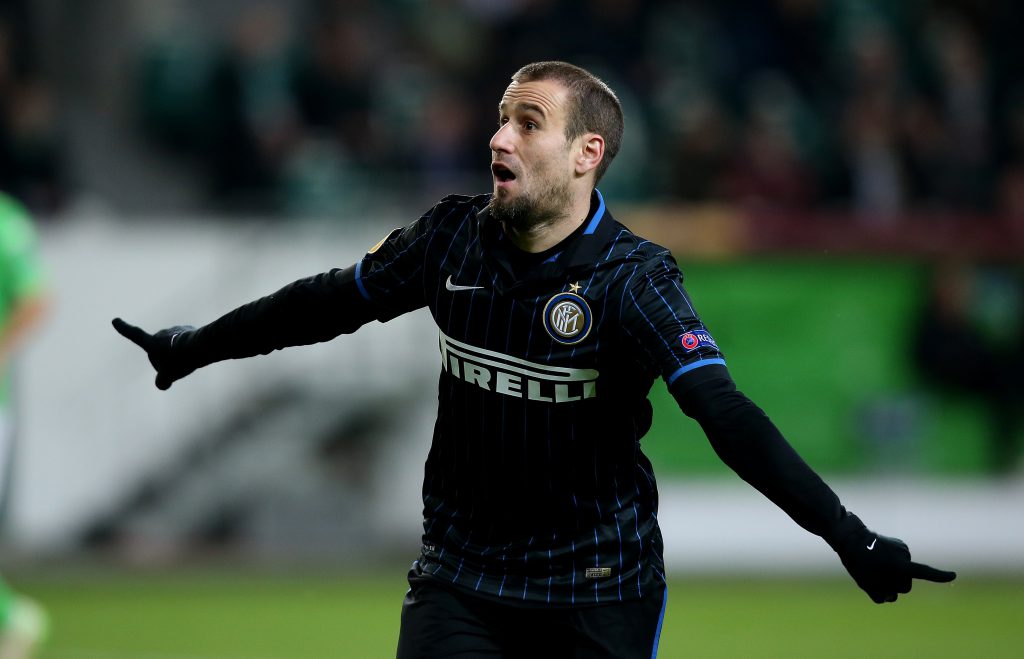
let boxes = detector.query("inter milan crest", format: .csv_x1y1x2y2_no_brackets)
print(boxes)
543,288,593,345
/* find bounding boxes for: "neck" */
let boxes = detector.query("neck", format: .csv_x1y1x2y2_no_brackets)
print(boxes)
504,189,593,253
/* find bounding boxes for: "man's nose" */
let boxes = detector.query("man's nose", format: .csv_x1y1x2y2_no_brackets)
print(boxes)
489,123,514,153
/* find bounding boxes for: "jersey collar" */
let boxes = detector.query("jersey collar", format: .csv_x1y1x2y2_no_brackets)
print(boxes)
477,189,616,295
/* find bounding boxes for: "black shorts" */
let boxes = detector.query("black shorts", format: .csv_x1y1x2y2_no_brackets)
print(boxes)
396,563,667,659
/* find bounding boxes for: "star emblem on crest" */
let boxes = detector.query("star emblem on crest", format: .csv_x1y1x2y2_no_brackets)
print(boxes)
568,282,582,293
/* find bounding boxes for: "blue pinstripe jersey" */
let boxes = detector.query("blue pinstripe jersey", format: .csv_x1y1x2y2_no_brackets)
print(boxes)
355,190,725,606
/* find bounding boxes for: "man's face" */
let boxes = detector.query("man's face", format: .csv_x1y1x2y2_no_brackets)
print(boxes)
488,78,576,230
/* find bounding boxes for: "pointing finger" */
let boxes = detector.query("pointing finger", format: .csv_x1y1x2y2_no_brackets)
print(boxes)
112,317,151,348
909,561,957,583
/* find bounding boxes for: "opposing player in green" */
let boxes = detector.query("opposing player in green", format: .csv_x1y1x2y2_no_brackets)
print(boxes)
0,193,49,659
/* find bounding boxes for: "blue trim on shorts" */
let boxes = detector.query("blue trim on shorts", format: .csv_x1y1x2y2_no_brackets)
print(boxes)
651,587,668,658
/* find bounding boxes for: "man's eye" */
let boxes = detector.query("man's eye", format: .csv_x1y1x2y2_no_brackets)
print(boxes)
498,116,509,126
524,121,538,131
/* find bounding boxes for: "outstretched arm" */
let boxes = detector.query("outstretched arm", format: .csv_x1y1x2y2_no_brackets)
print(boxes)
672,366,956,603
114,264,376,390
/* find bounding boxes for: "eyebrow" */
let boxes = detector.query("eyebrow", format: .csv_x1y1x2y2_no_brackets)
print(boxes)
498,101,547,118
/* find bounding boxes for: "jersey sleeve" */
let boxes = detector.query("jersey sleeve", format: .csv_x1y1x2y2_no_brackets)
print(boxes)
0,198,46,304
354,203,442,322
620,254,726,390
673,374,850,543
164,201,451,372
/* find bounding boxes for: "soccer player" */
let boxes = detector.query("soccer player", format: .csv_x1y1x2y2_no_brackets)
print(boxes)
114,62,956,658
0,193,49,659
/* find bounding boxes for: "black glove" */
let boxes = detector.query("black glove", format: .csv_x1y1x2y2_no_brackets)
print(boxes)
112,318,197,390
830,513,956,603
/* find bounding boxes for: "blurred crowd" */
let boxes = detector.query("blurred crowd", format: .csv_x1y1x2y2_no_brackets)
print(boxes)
5,0,1024,218
0,7,64,214
912,260,1023,474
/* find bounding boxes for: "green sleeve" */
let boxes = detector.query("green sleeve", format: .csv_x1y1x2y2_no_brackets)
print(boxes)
0,194,46,308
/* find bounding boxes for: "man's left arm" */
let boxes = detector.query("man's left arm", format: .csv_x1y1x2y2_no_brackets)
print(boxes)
619,254,955,603
671,368,957,603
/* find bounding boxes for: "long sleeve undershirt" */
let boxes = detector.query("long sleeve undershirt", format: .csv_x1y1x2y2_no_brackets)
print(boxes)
171,264,375,371
670,367,862,547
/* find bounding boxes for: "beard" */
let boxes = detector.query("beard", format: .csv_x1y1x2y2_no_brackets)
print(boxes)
487,172,573,234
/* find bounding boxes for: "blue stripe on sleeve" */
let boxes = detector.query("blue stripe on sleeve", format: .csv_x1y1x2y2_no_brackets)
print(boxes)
354,260,371,302
666,358,726,386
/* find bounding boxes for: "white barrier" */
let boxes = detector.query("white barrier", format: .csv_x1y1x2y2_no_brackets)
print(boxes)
13,214,437,549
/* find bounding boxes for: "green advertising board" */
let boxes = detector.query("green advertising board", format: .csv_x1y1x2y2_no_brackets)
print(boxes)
643,258,999,476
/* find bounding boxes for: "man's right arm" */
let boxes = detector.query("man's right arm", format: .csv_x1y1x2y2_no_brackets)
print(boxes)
115,195,472,388
113,264,377,390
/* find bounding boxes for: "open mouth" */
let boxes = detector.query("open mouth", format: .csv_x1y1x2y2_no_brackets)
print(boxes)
491,162,517,183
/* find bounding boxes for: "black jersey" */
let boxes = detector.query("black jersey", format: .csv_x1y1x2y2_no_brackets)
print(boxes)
355,190,725,606
122,187,888,610
121,181,950,613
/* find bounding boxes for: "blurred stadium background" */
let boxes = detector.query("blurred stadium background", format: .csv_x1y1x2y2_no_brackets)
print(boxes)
1,0,1023,657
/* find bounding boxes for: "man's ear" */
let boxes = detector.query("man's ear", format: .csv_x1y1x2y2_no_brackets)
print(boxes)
575,133,605,177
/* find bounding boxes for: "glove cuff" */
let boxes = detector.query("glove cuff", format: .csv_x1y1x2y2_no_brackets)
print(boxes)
160,325,204,376
824,510,870,553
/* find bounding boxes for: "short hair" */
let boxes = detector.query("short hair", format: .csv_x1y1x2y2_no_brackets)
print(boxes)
511,61,624,185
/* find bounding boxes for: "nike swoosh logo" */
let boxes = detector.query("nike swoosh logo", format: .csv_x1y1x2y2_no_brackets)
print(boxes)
866,538,877,550
445,275,484,292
